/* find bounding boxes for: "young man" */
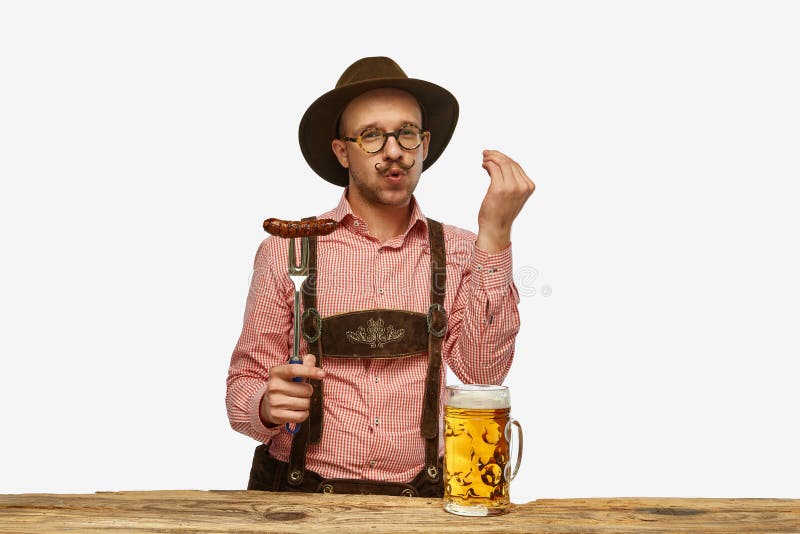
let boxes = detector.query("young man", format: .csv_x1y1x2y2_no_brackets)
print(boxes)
226,57,535,496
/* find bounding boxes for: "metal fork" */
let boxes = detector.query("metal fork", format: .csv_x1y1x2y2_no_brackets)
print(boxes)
285,236,309,435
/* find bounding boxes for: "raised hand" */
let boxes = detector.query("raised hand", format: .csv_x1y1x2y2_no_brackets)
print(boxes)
476,150,535,253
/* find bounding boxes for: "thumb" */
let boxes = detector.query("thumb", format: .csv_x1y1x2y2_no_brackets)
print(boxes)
301,354,324,378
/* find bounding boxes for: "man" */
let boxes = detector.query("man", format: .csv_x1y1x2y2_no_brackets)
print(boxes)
226,57,534,496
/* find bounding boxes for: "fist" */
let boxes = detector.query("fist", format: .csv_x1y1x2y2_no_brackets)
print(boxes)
260,354,325,426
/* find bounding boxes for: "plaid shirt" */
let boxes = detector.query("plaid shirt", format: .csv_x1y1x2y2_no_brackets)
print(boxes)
226,190,521,483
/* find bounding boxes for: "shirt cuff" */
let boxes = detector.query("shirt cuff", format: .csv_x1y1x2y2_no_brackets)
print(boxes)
471,242,514,290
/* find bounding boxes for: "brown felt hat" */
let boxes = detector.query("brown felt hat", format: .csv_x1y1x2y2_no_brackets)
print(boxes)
299,56,459,187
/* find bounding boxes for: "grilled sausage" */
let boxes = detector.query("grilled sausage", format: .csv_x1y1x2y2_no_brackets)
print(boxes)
263,218,338,238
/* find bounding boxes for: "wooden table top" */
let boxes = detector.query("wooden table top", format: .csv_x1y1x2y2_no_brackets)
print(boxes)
1,490,799,533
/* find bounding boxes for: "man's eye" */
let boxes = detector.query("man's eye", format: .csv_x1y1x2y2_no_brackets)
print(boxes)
362,130,383,140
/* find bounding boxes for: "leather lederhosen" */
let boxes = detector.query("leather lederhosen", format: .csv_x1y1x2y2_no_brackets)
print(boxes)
248,218,447,497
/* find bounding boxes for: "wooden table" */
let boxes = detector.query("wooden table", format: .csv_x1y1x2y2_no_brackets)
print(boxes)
2,490,798,532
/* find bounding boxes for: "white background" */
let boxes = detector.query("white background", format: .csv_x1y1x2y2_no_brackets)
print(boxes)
1,1,799,503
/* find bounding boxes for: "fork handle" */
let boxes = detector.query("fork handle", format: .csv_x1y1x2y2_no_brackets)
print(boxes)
285,288,304,435
292,288,303,360
284,357,303,435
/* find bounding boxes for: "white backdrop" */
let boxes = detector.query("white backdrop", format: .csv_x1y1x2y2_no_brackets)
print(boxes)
1,1,799,502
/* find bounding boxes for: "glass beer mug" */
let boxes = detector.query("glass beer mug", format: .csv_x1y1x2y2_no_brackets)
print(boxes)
443,384,523,516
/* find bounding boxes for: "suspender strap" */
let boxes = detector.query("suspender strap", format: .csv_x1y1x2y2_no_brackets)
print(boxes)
422,218,446,481
303,226,324,446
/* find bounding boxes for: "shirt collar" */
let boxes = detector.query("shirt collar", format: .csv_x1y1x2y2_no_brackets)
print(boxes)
327,187,429,239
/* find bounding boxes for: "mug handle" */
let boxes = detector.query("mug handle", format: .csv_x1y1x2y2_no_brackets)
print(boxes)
504,417,524,482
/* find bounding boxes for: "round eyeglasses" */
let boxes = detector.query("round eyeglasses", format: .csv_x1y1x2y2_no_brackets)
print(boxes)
342,125,428,154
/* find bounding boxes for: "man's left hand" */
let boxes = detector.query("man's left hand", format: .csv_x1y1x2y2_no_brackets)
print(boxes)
476,149,536,253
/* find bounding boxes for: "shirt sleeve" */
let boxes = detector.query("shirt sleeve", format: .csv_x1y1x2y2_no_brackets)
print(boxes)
225,238,292,443
443,241,521,384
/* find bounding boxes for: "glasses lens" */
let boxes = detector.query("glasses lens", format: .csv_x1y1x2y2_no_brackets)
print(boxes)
397,126,422,150
360,129,385,153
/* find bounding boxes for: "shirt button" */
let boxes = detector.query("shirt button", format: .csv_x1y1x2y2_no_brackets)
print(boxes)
378,288,384,295
369,461,376,468
374,417,380,426
374,376,379,383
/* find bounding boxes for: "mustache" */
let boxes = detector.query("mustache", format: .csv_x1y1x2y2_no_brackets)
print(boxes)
374,159,416,174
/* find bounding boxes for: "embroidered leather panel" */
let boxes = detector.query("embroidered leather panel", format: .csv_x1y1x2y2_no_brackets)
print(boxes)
319,309,429,358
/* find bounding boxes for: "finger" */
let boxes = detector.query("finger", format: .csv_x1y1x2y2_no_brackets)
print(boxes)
507,160,535,195
267,375,314,398
269,408,310,424
485,151,535,195
483,152,514,184
272,361,325,381
268,392,312,412
509,160,536,195
277,379,315,397
301,354,324,378
482,149,514,165
483,150,516,171
482,159,507,185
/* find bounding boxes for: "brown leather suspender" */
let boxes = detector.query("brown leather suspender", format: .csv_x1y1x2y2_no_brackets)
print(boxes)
423,219,447,482
285,218,446,488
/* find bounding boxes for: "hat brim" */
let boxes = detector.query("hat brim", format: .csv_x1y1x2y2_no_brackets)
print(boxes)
299,78,459,187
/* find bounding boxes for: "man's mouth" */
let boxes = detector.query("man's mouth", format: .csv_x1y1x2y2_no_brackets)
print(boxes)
384,167,406,180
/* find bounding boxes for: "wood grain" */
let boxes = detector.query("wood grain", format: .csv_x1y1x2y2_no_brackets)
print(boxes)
1,491,798,533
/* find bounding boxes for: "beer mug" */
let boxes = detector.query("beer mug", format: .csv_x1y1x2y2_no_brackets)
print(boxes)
443,384,523,516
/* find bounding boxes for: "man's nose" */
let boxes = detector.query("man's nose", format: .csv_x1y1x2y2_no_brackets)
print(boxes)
382,134,403,160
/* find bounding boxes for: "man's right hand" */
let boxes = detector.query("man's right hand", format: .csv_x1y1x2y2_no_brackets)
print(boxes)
260,354,325,426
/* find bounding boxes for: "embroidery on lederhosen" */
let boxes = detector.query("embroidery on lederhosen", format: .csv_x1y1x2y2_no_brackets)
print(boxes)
345,318,405,348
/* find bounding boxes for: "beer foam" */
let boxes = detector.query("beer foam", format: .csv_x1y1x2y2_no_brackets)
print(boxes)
447,385,510,409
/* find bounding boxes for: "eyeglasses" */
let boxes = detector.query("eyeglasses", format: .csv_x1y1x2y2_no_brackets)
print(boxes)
342,124,428,154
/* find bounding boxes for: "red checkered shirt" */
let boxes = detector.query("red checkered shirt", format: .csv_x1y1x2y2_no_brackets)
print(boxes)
226,191,521,483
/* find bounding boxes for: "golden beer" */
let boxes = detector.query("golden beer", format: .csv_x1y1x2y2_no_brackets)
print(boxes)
443,385,522,516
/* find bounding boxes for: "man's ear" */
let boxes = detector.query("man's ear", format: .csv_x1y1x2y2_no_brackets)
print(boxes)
331,139,349,168
422,131,431,161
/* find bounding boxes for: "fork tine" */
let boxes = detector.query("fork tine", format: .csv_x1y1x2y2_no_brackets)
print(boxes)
301,237,309,272
287,237,310,274
288,238,297,271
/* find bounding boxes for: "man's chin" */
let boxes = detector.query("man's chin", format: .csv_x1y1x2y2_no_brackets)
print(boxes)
375,190,413,207
377,180,418,204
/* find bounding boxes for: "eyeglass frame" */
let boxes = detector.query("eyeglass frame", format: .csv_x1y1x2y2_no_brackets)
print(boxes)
340,124,429,154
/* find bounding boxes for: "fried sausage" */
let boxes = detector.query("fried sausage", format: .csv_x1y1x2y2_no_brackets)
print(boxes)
262,218,338,238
